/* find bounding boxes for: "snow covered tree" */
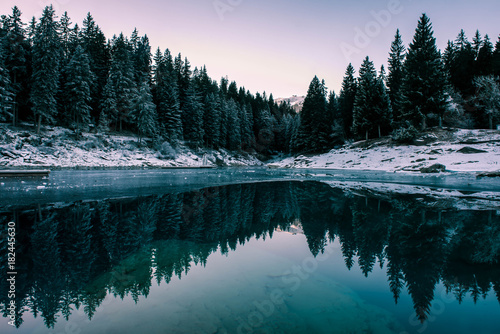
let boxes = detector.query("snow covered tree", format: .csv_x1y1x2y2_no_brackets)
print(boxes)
64,45,95,136
387,29,406,125
134,79,158,144
401,14,447,130
296,76,329,152
473,76,500,129
338,64,357,138
30,5,61,134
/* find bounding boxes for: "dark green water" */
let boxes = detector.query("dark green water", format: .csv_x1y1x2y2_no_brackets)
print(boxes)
1,180,499,333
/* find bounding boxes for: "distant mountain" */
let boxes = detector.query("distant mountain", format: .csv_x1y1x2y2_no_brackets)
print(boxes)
275,95,305,113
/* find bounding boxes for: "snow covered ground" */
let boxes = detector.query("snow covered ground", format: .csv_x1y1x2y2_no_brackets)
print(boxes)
0,124,263,169
269,128,500,174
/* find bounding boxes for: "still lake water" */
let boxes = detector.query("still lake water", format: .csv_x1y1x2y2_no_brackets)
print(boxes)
1,171,499,333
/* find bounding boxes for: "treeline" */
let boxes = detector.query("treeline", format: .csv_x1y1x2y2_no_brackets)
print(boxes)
296,14,500,153
0,5,295,153
1,181,499,328
1,8,500,155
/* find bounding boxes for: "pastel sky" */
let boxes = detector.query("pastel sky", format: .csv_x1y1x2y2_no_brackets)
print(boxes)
1,0,499,98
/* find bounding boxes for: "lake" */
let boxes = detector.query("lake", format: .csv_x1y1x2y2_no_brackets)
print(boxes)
1,170,499,333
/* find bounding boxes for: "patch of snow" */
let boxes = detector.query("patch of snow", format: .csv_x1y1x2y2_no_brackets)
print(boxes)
269,128,500,174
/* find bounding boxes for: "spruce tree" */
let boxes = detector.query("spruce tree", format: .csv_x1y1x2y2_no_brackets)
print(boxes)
101,33,137,132
3,6,30,126
240,103,253,149
475,35,494,76
338,64,357,138
473,76,500,129
81,13,109,121
203,93,221,148
30,5,61,134
387,29,406,125
492,36,500,78
134,79,158,144
64,45,95,136
182,82,204,148
226,99,242,150
449,30,476,97
328,91,344,145
0,45,13,122
296,76,329,152
401,14,447,130
353,57,388,140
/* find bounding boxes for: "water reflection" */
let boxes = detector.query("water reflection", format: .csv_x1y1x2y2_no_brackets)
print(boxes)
0,181,499,329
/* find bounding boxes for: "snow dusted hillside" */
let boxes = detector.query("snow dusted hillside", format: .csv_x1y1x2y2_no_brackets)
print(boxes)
0,124,263,169
275,95,305,113
270,128,500,174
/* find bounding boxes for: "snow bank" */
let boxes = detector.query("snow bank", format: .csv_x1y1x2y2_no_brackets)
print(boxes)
0,124,263,169
269,128,500,174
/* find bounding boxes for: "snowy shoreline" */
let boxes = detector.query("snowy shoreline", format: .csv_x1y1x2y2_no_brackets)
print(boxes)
268,128,500,175
1,125,500,177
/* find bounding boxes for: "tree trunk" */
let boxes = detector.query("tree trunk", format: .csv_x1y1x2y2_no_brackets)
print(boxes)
421,117,427,131
119,117,122,132
12,72,17,127
489,115,493,130
439,116,442,128
365,129,369,141
378,124,381,138
36,114,42,135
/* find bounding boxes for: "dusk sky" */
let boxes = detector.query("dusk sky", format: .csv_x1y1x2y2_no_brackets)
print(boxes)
1,0,499,98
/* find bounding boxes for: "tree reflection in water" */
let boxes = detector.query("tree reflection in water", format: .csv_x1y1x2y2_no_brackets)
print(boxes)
0,181,499,328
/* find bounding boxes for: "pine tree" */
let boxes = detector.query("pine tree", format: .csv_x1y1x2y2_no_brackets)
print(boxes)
81,13,109,121
132,33,151,83
64,45,95,136
30,5,61,134
226,99,242,150
472,30,482,57
401,14,447,130
203,93,221,148
494,36,500,78
101,33,137,132
134,79,158,144
338,64,357,138
0,45,13,122
182,83,204,148
328,91,344,145
153,48,183,143
296,76,329,152
240,103,253,149
353,57,389,140
473,76,500,129
3,6,30,126
475,35,494,76
449,30,476,97
387,29,406,125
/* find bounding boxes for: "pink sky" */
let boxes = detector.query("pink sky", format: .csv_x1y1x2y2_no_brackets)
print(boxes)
1,0,499,98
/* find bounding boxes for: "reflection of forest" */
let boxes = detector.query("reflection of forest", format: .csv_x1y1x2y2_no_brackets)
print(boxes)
1,181,499,328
